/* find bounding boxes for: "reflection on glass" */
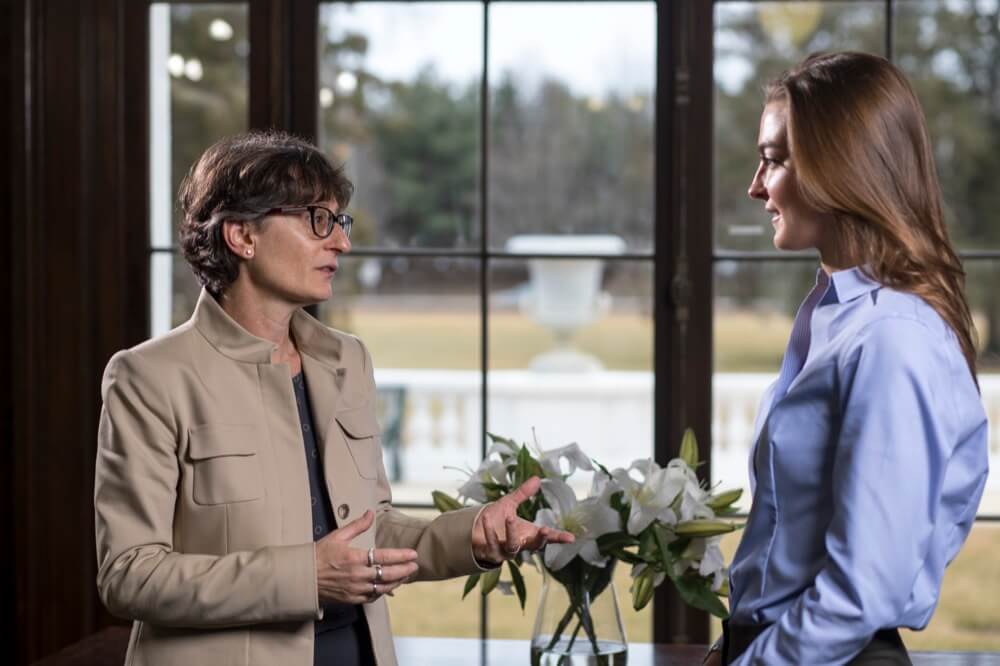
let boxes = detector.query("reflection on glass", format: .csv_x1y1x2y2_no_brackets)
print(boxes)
714,2,885,251
316,257,482,504
317,3,483,249
895,0,1000,251
488,3,655,252
487,257,653,470
384,507,483,638
149,3,248,336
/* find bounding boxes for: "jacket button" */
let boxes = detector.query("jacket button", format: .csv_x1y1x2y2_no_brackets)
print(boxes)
338,504,350,520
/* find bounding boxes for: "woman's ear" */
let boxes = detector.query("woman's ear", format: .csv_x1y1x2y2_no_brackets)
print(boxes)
221,219,256,259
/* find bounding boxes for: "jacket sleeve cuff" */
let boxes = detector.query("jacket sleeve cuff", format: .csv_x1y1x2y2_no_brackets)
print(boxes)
271,543,322,621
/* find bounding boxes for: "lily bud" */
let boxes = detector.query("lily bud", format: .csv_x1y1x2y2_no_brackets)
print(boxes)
432,491,464,513
706,489,743,511
630,566,657,611
674,519,737,537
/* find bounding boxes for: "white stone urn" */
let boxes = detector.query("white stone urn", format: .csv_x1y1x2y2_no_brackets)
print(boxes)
505,234,626,372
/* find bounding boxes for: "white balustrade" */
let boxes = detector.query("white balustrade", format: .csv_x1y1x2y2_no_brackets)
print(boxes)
374,368,1000,512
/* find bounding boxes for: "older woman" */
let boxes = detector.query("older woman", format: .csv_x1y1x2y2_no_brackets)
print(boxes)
704,52,989,665
94,131,572,666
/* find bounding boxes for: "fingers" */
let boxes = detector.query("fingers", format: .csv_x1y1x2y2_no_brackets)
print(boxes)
480,509,504,561
539,525,575,544
503,476,541,506
331,509,374,542
364,562,418,585
366,547,419,566
505,514,523,555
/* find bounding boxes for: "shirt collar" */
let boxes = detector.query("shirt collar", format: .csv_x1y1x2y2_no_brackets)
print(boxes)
191,288,343,366
816,265,881,305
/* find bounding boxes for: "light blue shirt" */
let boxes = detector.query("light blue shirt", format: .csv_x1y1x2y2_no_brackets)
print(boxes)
729,266,989,665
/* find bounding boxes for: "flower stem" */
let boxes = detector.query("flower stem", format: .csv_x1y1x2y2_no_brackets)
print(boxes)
545,603,578,651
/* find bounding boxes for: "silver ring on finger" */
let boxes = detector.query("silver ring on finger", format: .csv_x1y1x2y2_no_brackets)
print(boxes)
371,582,379,597
367,546,376,567
374,563,383,583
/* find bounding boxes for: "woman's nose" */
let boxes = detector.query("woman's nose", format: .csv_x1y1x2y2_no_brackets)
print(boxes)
748,166,767,201
326,225,351,253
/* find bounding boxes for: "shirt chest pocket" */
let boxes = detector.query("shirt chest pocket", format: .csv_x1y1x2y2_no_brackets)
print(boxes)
335,406,381,480
188,423,265,505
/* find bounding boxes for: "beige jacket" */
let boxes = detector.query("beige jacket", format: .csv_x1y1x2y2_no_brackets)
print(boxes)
95,290,485,666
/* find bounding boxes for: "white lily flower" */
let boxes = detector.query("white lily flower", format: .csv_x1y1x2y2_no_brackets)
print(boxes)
456,458,509,503
535,478,620,570
538,442,594,478
487,438,518,458
666,459,714,522
611,459,687,535
698,537,727,591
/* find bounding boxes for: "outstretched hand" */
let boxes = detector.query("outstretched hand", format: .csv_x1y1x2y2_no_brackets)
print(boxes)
471,476,575,565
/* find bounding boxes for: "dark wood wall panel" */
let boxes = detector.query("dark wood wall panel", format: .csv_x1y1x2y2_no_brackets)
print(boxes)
11,1,147,662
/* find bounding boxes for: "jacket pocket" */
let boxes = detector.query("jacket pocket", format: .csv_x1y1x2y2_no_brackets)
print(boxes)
335,406,381,480
188,423,265,505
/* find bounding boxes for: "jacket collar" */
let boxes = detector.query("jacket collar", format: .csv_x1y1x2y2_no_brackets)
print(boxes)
191,288,343,367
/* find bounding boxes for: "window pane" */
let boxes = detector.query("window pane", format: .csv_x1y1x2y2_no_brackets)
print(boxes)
714,2,885,252
895,0,1000,251
712,260,815,499
488,3,655,252
487,256,653,471
316,257,483,505
712,259,1000,511
385,507,483,638
149,3,249,335
317,3,483,249
487,256,654,641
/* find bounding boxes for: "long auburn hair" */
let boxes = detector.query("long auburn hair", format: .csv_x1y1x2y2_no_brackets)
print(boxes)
767,51,978,384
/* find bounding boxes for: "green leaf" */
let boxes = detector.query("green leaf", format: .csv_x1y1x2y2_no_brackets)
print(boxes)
607,546,645,565
507,560,527,611
638,529,658,561
673,519,738,538
486,432,520,455
462,574,481,600
670,572,730,619
651,523,675,568
479,567,501,596
431,490,464,513
679,427,699,468
706,488,743,512
597,531,639,553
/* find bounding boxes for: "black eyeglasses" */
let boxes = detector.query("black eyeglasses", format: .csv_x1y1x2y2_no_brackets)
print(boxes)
264,205,353,240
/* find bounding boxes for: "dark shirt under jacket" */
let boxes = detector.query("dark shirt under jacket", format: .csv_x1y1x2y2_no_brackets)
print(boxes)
292,372,375,666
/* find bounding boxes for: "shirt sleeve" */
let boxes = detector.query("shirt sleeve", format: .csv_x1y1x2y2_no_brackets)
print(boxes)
733,316,951,665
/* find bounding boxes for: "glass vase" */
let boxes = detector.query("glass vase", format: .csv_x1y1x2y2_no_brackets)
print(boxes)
530,556,628,666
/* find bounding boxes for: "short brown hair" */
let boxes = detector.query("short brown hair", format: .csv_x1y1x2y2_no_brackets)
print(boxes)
178,130,354,295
